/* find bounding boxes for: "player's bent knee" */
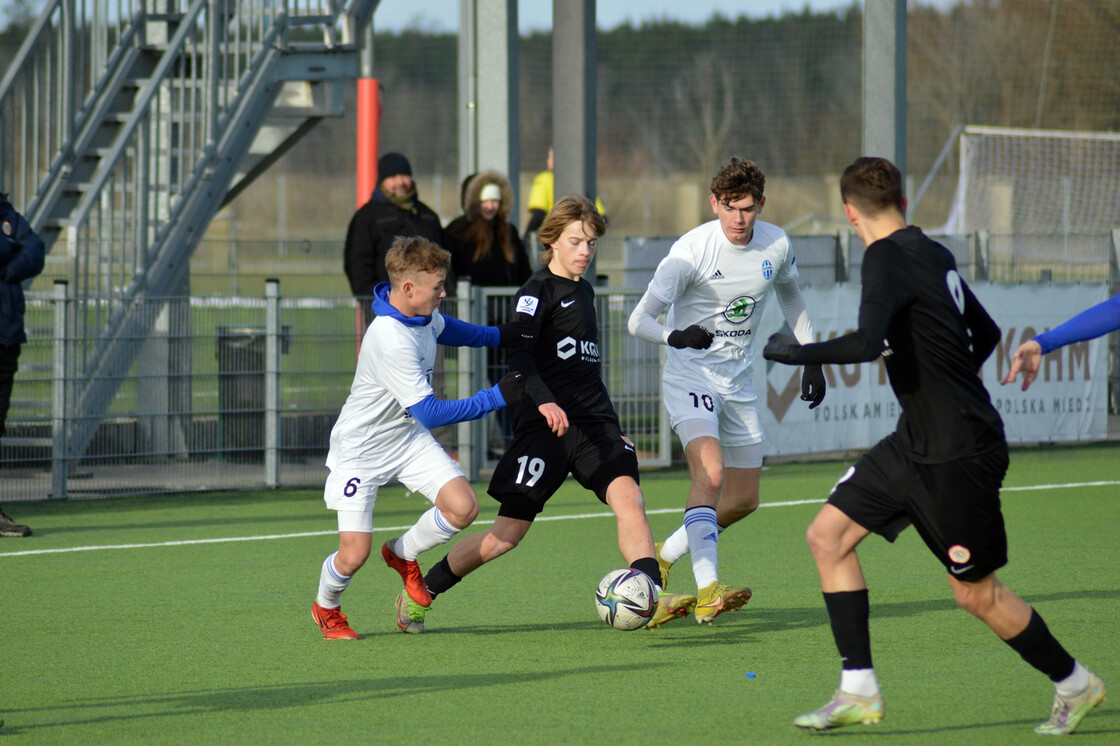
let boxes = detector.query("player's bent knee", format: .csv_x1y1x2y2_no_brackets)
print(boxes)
442,500,479,529
436,480,481,528
805,521,841,561
949,576,994,617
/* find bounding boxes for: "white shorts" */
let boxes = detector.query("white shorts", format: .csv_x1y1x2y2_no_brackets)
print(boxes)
663,376,764,458
323,429,464,515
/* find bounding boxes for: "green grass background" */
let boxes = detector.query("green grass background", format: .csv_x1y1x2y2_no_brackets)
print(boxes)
1,444,1117,744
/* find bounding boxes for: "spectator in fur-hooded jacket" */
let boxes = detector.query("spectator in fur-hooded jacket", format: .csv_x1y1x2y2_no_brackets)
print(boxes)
445,171,531,289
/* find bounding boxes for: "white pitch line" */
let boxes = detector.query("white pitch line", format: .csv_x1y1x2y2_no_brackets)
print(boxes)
0,480,1115,558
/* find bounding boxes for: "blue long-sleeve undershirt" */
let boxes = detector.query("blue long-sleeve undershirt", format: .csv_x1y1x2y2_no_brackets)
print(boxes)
406,385,506,430
1035,295,1120,354
436,314,500,347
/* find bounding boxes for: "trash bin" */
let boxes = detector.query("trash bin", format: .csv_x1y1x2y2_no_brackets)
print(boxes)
216,325,290,460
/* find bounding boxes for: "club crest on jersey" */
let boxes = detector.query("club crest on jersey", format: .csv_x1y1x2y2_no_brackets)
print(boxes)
723,294,757,324
948,545,971,564
556,335,599,362
761,259,773,279
516,295,539,316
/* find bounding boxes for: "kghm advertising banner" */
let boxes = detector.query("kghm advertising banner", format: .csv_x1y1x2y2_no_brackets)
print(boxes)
757,283,1109,456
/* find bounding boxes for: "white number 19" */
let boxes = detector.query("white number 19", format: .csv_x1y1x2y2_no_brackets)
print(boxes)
516,456,545,487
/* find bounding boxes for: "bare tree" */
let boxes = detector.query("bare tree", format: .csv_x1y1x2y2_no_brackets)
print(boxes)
670,52,735,173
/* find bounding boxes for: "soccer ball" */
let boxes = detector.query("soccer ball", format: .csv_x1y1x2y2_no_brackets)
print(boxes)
594,568,657,631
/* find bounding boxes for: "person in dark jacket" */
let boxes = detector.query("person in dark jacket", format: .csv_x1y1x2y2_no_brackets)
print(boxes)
0,191,45,537
344,152,446,327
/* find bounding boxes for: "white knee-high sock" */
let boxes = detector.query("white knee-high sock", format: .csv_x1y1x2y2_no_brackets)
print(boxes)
662,520,727,563
398,506,460,560
316,551,351,608
685,506,719,588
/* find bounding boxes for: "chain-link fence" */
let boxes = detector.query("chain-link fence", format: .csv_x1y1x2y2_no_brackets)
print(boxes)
4,230,1117,500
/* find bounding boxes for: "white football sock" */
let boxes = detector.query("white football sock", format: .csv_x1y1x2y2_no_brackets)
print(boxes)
685,506,719,588
840,668,880,698
398,507,460,559
316,551,351,608
661,520,728,563
1056,661,1090,697
660,524,690,563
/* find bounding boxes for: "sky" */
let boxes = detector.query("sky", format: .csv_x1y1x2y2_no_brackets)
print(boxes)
373,0,948,34
1,1,956,34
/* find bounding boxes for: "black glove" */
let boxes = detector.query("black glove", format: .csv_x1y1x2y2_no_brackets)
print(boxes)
762,333,801,364
667,324,714,350
801,363,826,409
497,371,525,406
498,323,527,349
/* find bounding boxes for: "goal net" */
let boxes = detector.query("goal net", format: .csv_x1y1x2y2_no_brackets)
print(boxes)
943,126,1120,235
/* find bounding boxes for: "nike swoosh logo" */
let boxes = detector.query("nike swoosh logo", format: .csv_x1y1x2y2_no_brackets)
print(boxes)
560,300,575,307
949,564,974,575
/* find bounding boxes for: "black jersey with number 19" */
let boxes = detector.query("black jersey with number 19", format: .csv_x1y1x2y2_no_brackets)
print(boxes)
506,266,618,429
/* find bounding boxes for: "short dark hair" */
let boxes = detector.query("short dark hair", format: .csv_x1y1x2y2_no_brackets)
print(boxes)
840,157,904,216
384,236,451,286
710,158,765,205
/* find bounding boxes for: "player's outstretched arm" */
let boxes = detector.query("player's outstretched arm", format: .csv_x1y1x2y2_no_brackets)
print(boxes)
1034,294,1120,354
1000,295,1120,391
406,374,524,430
436,314,500,348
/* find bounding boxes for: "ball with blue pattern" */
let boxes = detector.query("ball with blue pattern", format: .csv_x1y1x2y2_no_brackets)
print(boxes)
594,568,657,630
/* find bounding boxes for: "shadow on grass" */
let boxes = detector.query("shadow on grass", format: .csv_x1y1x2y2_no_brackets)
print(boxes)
643,587,1120,647
5,662,662,732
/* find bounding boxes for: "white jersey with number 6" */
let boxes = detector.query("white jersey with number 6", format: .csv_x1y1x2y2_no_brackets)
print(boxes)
646,218,811,396
326,310,446,471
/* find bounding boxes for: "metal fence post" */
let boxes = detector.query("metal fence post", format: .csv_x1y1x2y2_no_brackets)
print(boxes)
51,280,69,499
455,279,477,481
835,231,849,282
1110,230,1119,414
973,231,989,281
265,278,281,487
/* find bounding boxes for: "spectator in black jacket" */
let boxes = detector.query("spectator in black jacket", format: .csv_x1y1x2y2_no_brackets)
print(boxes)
0,191,45,537
344,152,445,327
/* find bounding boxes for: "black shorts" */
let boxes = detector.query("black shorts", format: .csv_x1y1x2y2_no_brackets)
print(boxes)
828,434,1010,582
488,418,640,521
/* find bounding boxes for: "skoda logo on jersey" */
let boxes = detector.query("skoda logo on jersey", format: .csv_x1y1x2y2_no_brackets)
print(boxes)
722,295,757,325
761,259,774,280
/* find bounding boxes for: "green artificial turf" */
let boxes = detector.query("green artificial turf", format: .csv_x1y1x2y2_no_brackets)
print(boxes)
1,443,1116,744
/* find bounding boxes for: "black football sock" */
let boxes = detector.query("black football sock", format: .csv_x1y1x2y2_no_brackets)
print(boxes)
823,589,873,670
1004,608,1076,682
423,556,462,599
630,557,662,589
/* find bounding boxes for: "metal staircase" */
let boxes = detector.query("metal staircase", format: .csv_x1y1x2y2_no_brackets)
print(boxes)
0,0,377,476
